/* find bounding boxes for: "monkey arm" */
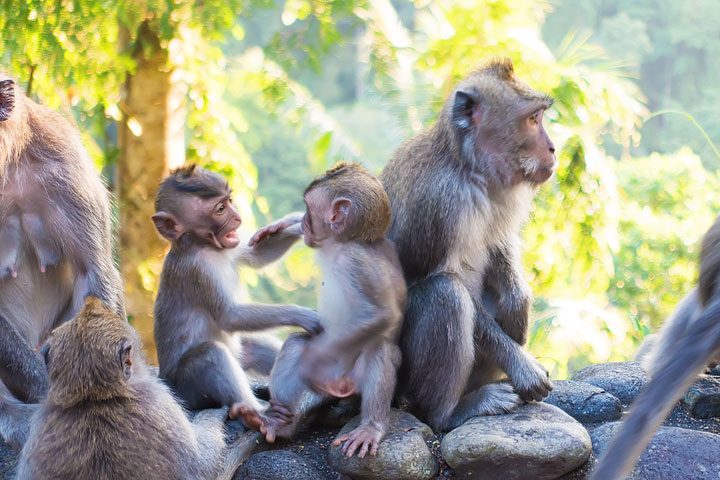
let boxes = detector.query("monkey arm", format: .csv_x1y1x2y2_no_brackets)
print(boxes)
590,299,720,480
484,244,532,345
218,302,322,335
0,315,48,403
237,212,304,269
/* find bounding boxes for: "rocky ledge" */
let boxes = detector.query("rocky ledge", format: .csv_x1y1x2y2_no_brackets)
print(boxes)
3,361,720,479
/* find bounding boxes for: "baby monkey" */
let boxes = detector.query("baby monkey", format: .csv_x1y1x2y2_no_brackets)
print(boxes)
237,162,406,458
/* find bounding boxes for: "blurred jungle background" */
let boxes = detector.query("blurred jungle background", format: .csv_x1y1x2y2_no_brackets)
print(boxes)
2,0,718,377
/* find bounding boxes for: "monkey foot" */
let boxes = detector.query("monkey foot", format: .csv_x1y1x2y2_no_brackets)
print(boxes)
258,400,294,443
228,402,264,431
332,424,384,458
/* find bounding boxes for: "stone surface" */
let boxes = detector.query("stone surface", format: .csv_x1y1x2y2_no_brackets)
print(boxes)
327,409,438,480
572,361,649,406
234,450,324,480
545,380,622,424
592,422,720,480
683,374,720,419
440,402,591,480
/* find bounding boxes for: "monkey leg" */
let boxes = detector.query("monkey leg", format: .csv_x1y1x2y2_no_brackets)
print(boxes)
262,333,324,443
398,273,475,432
333,341,400,458
174,341,262,413
471,293,552,403
240,335,281,376
0,315,48,403
0,381,37,451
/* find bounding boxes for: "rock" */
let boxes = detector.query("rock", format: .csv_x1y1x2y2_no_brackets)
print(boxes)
572,362,648,405
683,375,720,419
234,450,324,480
545,380,622,424
440,403,591,480
592,422,720,479
314,397,361,428
327,409,438,480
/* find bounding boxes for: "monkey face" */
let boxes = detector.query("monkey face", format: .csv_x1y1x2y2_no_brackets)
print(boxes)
517,107,556,184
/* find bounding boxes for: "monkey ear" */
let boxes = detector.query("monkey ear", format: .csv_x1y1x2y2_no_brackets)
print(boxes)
152,211,183,240
452,90,480,130
327,197,352,235
0,79,16,122
118,340,133,379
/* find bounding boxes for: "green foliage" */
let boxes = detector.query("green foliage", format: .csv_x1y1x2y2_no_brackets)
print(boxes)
3,0,715,376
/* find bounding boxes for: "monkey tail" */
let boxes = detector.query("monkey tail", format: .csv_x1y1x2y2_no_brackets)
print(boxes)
590,297,720,480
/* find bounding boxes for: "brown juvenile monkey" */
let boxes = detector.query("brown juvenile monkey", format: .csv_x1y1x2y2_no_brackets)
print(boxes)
16,297,251,480
380,58,555,432
235,162,406,459
0,74,123,448
153,165,321,422
590,216,720,480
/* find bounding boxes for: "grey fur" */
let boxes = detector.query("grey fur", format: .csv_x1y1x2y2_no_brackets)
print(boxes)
380,60,554,431
15,303,249,480
0,74,123,447
154,211,320,411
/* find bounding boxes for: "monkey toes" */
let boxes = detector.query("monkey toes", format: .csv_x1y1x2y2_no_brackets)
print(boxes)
228,402,266,431
332,425,383,459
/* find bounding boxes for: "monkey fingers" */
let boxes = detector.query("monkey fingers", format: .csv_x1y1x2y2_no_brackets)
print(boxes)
513,357,553,402
333,425,383,459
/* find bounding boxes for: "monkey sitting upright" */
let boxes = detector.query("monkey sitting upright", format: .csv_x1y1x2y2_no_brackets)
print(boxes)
380,58,555,431
152,165,321,423
0,73,124,448
236,162,407,459
17,297,249,480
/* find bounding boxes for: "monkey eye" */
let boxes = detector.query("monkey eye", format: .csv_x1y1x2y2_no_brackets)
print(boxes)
215,202,226,214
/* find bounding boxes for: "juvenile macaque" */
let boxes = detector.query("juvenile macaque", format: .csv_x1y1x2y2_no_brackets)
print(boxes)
237,162,406,458
0,74,123,447
590,216,720,480
16,297,251,480
380,58,555,431
152,165,321,424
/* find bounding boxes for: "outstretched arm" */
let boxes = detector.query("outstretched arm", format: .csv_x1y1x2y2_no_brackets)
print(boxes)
233,212,304,269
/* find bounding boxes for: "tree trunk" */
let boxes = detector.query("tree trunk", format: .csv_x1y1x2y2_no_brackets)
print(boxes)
117,22,185,363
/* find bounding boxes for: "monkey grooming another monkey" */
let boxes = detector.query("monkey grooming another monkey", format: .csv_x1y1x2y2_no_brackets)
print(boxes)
17,297,251,480
590,216,720,480
0,74,123,448
237,162,406,459
380,58,555,432
153,165,321,423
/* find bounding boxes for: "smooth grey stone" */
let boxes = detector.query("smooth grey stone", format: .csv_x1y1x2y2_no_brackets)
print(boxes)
441,402,591,480
592,422,720,479
572,362,648,405
327,409,438,480
545,380,622,424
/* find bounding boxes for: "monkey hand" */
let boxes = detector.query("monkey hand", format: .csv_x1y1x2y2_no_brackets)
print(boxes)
292,308,324,335
511,353,553,402
248,214,302,247
333,424,384,458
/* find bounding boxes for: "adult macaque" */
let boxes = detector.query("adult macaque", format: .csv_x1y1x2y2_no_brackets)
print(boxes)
590,216,720,480
237,162,406,459
152,165,321,423
0,74,123,447
17,297,252,480
380,58,555,431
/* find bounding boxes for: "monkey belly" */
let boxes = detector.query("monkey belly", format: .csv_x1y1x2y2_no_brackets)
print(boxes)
0,246,73,347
